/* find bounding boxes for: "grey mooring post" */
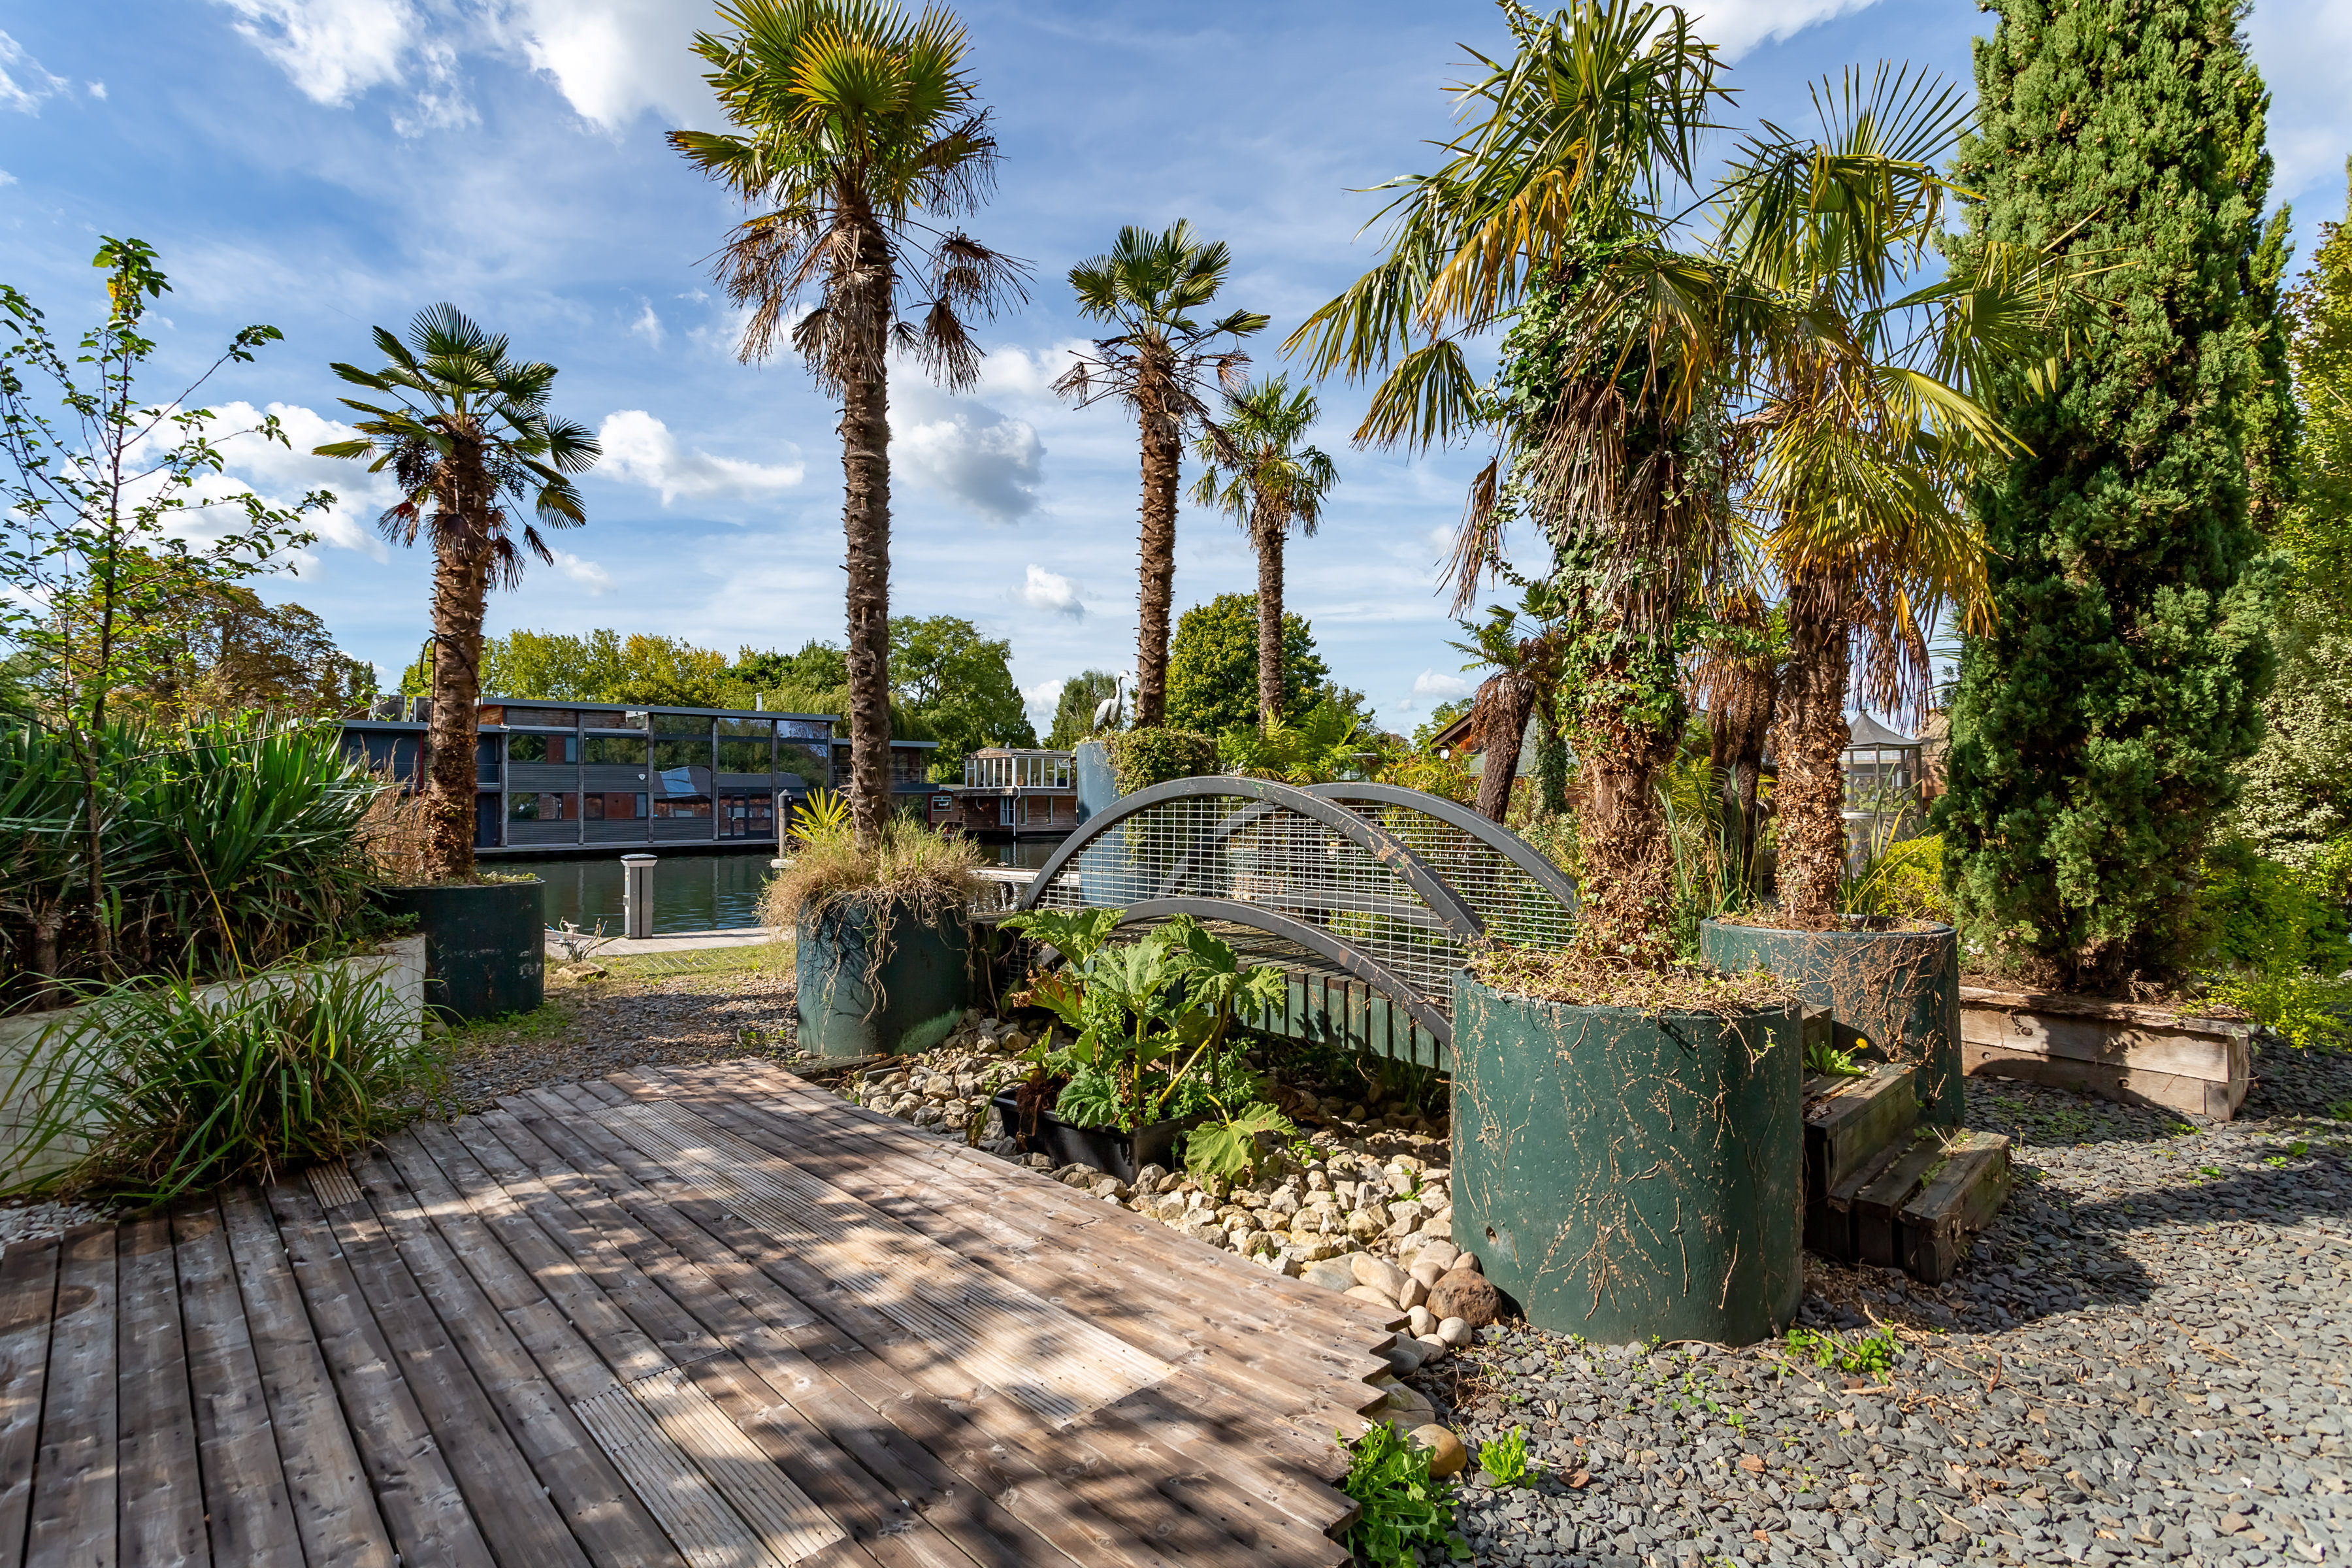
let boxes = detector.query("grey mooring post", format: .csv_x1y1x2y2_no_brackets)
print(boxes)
621,854,658,939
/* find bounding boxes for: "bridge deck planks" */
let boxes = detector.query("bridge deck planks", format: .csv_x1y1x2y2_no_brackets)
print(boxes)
0,1068,1381,1567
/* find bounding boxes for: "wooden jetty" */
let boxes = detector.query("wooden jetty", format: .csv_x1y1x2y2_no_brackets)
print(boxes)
0,1063,1401,1567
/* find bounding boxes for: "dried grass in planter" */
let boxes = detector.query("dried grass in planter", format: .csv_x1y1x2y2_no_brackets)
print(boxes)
1468,940,1795,1015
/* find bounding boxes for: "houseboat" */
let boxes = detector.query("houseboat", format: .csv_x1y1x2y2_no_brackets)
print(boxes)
338,696,938,856
926,747,1079,839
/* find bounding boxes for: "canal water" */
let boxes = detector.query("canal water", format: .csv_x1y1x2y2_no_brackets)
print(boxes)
534,839,1060,934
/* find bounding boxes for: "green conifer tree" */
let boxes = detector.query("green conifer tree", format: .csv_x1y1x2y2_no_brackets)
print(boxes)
1936,0,2295,987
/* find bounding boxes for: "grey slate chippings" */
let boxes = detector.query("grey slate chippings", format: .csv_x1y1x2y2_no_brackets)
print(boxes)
1416,1042,2352,1568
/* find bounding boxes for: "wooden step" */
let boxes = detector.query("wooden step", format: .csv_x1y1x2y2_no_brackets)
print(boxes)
1899,1131,2012,1284
1803,1065,1916,1198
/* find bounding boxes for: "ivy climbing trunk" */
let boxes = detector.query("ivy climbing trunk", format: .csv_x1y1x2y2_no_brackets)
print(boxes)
1569,648,1679,965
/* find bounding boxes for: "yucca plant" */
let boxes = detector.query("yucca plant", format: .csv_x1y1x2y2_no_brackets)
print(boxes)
5,960,446,1204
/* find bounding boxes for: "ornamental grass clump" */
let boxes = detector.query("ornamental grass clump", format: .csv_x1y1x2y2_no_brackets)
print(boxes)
7,961,447,1205
1467,941,1791,1016
760,808,985,933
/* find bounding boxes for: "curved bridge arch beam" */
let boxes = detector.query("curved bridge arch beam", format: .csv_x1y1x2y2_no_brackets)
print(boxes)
1304,781,1581,916
1107,898,1454,1048
1016,776,1483,938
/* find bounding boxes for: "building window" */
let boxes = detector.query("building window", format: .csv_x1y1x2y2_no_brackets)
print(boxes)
499,707,577,728
717,738,771,772
653,738,710,770
508,792,578,821
652,796,711,819
583,736,646,766
584,792,646,820
506,734,580,764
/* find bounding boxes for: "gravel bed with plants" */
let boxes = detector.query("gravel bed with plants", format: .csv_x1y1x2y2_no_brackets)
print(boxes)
1394,1042,2352,1568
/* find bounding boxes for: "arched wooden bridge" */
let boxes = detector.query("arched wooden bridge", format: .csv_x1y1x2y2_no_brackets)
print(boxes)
1013,777,1579,1065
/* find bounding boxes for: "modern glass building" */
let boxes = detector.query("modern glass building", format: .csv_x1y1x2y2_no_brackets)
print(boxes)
338,696,939,855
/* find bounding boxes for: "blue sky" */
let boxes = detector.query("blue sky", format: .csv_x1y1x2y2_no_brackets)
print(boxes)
4,0,2347,734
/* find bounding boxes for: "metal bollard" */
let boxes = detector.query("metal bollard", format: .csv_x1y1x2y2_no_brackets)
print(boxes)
621,854,657,939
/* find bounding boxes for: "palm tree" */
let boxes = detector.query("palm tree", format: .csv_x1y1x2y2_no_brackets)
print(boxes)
1055,223,1267,727
1682,587,1783,897
1718,67,2051,928
1187,376,1338,727
1288,0,1732,964
672,0,1027,846
316,304,598,881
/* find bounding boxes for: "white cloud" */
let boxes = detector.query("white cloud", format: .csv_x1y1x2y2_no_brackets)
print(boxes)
892,381,1044,523
1411,668,1474,702
1013,564,1083,619
974,340,1094,402
0,31,65,113
1684,0,1889,58
596,409,804,504
86,81,105,99
551,551,612,593
0,170,14,188
214,0,417,105
629,299,663,349
1023,677,1067,729
500,0,722,131
207,400,396,562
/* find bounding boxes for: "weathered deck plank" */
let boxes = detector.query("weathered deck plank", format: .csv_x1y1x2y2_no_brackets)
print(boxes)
0,1066,1385,1568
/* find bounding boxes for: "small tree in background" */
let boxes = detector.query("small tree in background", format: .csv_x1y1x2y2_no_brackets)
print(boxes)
1936,0,2294,987
888,614,1036,770
2236,163,2352,871
1188,376,1339,727
1055,223,1266,727
318,304,599,883
0,237,325,961
1166,593,1328,736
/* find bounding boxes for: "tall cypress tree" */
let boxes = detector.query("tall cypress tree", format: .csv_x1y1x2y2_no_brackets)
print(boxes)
1936,0,2293,988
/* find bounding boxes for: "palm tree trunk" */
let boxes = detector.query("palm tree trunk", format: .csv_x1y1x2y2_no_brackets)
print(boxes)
1471,671,1537,823
1133,363,1181,728
1772,568,1852,930
423,490,493,883
1707,659,1777,896
1570,651,1680,966
1255,515,1284,727
840,225,896,847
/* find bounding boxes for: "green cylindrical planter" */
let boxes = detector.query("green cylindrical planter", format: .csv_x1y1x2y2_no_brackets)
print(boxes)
795,897,972,1058
1450,972,1803,1345
1699,918,1963,1126
371,878,544,1022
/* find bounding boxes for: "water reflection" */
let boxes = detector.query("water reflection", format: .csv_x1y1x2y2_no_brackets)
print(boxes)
532,836,1064,934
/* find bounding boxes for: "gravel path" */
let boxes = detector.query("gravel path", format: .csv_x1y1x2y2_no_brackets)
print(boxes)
443,951,805,1111
1418,1041,2352,1568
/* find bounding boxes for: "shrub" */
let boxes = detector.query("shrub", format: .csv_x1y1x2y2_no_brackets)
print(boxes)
2197,839,2352,1045
8,960,446,1204
1105,726,1218,794
760,811,983,930
0,714,386,1014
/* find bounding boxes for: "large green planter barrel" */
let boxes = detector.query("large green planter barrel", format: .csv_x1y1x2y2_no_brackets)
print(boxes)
371,878,544,1022
795,896,971,1057
1451,972,1803,1345
1700,918,1963,1126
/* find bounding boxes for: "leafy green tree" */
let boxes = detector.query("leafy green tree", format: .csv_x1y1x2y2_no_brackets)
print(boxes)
1055,223,1266,727
0,237,325,956
318,304,598,881
675,0,1026,847
888,614,1034,769
2239,163,2352,870
1045,669,1124,749
1166,593,1327,736
1189,376,1339,726
1935,0,2294,987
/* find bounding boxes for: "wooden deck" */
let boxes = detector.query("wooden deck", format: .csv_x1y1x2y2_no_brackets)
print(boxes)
0,1063,1404,1567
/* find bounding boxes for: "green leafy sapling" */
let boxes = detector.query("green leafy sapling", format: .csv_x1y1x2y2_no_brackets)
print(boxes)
1338,1422,1472,1568
1478,1426,1535,1486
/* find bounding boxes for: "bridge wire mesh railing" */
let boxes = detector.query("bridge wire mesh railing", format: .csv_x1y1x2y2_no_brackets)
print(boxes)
1023,792,1576,1020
